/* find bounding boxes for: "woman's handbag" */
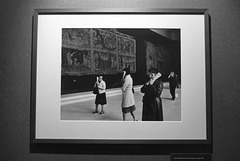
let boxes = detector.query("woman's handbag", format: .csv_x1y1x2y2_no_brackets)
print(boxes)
132,87,135,94
93,87,98,94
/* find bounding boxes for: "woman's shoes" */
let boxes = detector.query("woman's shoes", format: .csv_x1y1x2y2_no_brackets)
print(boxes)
92,110,98,114
92,110,104,114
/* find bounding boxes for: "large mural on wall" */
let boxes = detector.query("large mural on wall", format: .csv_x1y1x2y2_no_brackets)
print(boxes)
62,28,91,49
62,48,92,75
92,29,117,51
62,28,136,76
117,37,135,55
145,41,171,75
93,51,117,74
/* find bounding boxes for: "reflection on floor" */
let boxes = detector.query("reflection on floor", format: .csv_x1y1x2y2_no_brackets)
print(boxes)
61,84,181,121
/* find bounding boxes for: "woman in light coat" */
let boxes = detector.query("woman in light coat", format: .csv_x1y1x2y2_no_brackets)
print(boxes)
121,67,136,121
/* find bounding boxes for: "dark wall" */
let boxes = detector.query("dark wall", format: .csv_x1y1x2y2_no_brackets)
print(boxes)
61,73,124,94
1,0,240,161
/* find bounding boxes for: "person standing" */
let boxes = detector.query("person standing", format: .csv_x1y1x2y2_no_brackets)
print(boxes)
121,67,136,121
141,68,163,121
92,76,107,114
168,71,178,100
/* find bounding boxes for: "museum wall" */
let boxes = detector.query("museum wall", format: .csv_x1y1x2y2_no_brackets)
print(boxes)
61,29,177,94
1,0,240,161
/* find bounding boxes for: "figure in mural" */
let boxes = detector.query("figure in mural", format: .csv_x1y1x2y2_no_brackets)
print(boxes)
118,56,123,71
62,49,92,75
66,52,74,66
93,29,117,51
92,76,107,114
62,28,91,48
141,68,164,121
93,52,99,70
168,71,178,100
118,37,135,55
83,54,91,69
73,58,79,67
110,56,117,68
121,67,136,121
93,51,118,74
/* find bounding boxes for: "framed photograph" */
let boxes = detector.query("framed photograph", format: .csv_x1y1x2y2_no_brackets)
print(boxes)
31,9,211,145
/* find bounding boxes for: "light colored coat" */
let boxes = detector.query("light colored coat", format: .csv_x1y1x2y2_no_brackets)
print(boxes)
94,80,106,94
121,75,135,108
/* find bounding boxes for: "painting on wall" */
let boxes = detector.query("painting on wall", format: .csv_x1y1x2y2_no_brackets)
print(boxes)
146,41,167,75
62,28,136,76
61,48,92,75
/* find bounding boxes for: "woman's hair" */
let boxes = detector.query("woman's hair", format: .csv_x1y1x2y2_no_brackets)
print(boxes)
123,67,130,75
148,67,159,74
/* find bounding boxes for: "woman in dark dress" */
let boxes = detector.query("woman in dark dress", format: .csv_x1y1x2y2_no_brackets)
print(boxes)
141,68,164,121
92,76,107,114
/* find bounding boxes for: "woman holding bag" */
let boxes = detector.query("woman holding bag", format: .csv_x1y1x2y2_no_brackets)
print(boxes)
92,76,107,114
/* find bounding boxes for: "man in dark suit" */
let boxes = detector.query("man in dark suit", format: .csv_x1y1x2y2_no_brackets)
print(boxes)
168,71,178,100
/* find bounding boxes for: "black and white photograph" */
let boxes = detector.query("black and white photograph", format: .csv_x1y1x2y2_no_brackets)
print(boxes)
60,28,181,121
31,9,210,143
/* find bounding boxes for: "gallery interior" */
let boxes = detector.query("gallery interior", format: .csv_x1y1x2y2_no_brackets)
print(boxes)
61,28,180,94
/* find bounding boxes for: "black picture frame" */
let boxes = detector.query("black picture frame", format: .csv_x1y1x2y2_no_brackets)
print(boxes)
31,8,212,150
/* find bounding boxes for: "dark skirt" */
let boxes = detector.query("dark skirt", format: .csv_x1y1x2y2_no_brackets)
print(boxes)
95,93,107,105
122,105,136,114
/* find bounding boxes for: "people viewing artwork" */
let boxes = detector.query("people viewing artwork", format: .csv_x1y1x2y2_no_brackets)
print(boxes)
121,67,136,121
140,68,164,121
92,76,107,114
61,28,181,122
168,71,178,100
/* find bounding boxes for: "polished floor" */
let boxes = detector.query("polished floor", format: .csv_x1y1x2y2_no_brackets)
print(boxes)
61,83,181,121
